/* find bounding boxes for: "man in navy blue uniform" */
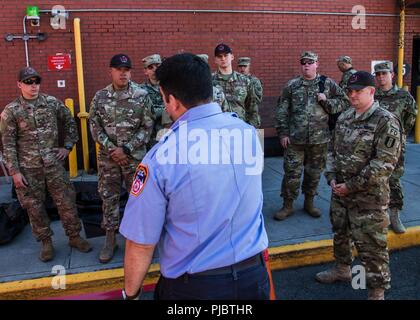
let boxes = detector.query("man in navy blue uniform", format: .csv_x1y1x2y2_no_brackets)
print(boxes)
120,53,269,300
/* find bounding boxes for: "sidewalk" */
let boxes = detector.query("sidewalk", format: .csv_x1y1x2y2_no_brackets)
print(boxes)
1,143,420,299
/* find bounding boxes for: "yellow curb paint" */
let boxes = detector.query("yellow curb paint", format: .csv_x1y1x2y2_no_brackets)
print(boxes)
1,226,420,299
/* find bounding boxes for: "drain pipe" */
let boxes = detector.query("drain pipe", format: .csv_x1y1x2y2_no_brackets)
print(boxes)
73,18,90,171
397,1,405,88
22,16,29,67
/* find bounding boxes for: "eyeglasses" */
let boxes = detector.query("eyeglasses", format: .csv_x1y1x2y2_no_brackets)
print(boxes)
22,78,41,85
300,60,316,65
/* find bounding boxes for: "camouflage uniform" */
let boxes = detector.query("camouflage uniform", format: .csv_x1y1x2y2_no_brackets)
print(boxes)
275,74,348,200
339,68,357,91
325,101,401,289
138,80,165,149
89,81,154,231
0,94,81,241
212,70,261,128
375,85,417,210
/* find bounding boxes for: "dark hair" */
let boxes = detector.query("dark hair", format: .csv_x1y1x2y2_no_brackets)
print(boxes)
156,53,212,108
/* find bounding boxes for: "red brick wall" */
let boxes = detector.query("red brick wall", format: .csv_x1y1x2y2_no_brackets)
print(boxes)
0,0,419,130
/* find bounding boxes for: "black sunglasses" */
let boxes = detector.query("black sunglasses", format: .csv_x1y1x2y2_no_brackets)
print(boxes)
22,78,41,85
300,60,316,65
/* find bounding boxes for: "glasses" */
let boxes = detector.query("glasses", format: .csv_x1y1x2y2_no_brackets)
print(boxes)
300,60,316,65
22,78,41,85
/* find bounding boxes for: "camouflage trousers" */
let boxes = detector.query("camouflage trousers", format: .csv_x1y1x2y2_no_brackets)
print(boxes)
15,165,82,241
389,143,406,210
98,152,140,231
281,143,328,200
330,194,391,289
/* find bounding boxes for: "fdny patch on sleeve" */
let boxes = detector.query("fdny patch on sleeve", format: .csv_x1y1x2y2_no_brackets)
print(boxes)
130,164,149,197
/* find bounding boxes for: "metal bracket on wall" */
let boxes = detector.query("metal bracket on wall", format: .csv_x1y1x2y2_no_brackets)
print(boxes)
4,32,47,42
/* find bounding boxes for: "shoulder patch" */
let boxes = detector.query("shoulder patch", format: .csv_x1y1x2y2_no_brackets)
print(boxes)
130,164,149,197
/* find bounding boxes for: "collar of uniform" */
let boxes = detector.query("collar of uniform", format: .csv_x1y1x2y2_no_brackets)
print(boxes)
105,81,133,98
170,102,223,132
18,94,46,108
377,84,399,97
145,80,160,92
301,74,320,86
215,70,239,82
352,100,380,122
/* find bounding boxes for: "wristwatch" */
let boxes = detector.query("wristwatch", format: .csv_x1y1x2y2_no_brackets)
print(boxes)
64,144,73,151
122,145,131,155
122,288,142,300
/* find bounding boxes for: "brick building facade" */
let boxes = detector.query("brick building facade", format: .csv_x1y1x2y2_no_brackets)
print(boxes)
0,1,419,166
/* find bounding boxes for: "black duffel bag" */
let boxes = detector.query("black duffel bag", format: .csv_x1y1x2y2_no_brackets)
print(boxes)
0,200,28,245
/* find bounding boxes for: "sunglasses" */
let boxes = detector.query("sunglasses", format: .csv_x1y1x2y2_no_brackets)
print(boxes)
300,60,316,65
22,78,41,85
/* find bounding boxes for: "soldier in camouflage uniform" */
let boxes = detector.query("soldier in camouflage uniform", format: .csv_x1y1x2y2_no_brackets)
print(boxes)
315,71,401,300
374,61,418,233
89,54,154,263
212,44,261,128
139,54,165,150
237,57,263,112
160,53,229,129
336,55,357,91
0,67,91,262
274,51,349,221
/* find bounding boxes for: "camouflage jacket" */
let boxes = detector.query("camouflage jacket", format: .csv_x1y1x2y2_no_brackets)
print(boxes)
212,70,261,128
0,94,78,175
248,74,263,106
161,85,229,127
375,85,417,135
275,74,349,144
339,68,357,90
138,80,165,148
89,81,154,161
325,101,401,208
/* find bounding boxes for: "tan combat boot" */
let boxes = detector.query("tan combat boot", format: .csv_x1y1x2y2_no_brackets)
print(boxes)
69,235,92,253
315,263,352,283
274,199,294,221
389,208,406,234
368,288,385,300
99,230,118,263
39,237,54,262
304,195,321,218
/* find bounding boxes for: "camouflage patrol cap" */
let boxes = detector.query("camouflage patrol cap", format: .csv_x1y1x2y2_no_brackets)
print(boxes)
336,55,352,64
18,67,41,82
196,54,209,64
238,57,251,66
110,54,132,68
300,51,318,62
142,54,162,68
214,43,232,56
374,61,393,73
347,71,375,90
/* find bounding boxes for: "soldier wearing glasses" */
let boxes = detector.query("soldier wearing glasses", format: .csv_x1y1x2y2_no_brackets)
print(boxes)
274,51,348,221
0,67,91,262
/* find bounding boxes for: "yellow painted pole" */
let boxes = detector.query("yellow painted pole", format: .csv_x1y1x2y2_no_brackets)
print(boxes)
65,98,78,177
74,18,90,171
96,143,100,172
397,3,405,88
415,86,420,143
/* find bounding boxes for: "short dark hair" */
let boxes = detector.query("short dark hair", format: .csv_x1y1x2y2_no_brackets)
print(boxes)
156,53,212,108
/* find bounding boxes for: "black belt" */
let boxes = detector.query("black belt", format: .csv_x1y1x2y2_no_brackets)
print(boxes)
187,253,264,277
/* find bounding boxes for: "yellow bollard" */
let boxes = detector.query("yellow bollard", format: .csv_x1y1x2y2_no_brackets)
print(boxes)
65,98,78,178
415,86,420,143
74,18,90,171
397,4,405,88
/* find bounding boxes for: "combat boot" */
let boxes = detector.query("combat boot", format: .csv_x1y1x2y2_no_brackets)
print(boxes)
99,231,118,263
315,263,352,283
274,199,294,221
69,235,92,253
389,208,406,234
304,195,321,218
39,237,54,262
368,288,385,300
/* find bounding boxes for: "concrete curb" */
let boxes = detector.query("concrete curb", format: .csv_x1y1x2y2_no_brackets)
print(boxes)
1,226,420,299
